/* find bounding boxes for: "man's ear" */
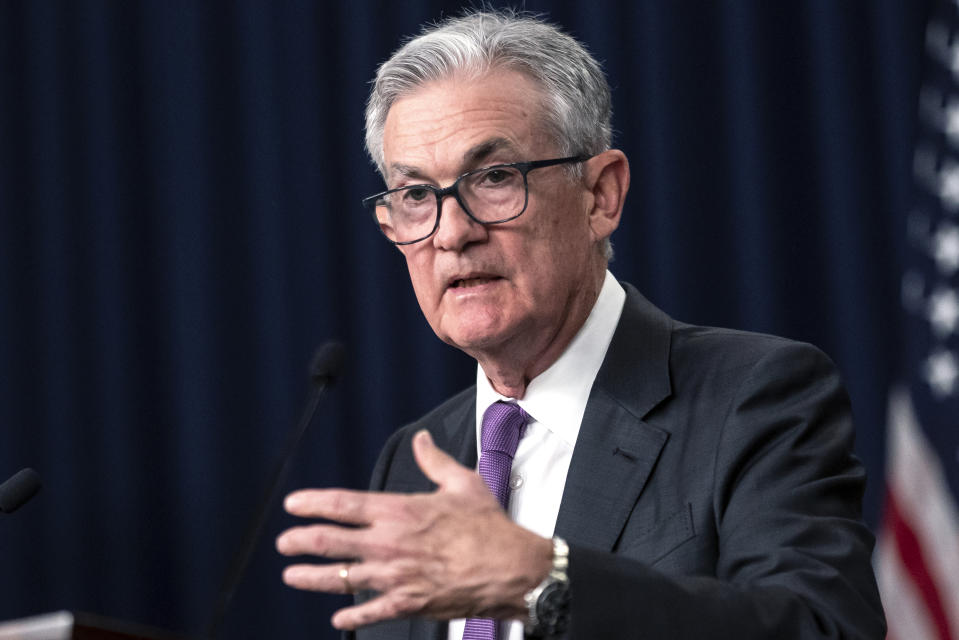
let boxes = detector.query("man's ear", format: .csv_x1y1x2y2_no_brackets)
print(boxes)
584,149,630,243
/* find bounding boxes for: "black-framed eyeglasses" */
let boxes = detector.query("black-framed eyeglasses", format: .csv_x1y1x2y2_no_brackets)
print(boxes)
362,155,589,245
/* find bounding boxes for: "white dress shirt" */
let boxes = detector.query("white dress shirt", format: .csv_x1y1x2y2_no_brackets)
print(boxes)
448,270,626,640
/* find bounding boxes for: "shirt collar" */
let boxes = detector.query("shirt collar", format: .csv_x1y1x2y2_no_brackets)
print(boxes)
475,270,626,446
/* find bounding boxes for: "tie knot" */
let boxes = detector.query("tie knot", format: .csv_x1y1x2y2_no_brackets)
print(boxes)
481,401,529,458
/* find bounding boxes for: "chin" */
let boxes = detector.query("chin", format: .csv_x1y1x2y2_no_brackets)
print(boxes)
440,322,511,354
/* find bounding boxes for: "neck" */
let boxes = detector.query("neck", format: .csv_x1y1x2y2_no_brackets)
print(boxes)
474,270,606,399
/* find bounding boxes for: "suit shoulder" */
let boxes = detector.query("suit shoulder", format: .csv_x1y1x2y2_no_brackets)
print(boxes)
616,281,839,386
671,321,837,378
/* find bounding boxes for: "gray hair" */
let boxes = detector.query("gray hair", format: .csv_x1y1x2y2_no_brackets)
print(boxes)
364,9,612,176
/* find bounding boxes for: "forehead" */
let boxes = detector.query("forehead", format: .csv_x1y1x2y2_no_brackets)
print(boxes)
382,69,551,178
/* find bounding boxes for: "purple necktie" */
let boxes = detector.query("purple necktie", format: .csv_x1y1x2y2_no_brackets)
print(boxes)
462,401,530,640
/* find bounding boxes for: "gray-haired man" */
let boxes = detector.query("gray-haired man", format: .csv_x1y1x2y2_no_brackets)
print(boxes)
277,11,884,640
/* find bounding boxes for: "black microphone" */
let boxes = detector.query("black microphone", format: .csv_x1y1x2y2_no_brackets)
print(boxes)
205,341,346,639
0,468,42,513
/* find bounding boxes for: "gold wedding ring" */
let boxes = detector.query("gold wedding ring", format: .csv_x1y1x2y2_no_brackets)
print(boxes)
339,564,354,594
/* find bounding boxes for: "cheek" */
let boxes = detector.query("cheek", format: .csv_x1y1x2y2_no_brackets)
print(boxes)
519,235,592,302
403,252,440,312
526,216,586,266
528,192,589,249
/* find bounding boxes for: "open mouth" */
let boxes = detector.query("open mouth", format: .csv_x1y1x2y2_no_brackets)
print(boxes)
449,276,501,289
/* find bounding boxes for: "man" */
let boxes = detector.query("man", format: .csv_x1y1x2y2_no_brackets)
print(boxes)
276,10,885,640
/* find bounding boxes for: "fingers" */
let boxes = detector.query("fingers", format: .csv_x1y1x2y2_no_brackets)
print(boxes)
276,522,367,559
411,429,474,490
283,487,406,524
332,599,395,631
330,589,429,631
283,563,344,593
285,431,477,524
282,569,402,631
283,562,359,593
282,559,400,594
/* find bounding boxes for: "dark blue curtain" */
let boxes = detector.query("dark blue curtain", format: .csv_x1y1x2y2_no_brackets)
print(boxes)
0,1,927,638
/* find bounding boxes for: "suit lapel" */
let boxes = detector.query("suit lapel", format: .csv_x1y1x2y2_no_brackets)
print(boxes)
555,283,673,551
438,391,477,467
555,390,668,549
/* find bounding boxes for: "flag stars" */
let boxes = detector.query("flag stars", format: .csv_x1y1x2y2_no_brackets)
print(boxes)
945,100,959,145
932,223,959,275
938,162,959,211
924,348,958,398
927,286,959,337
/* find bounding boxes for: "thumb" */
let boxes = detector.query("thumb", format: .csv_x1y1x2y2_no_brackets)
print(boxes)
412,429,473,489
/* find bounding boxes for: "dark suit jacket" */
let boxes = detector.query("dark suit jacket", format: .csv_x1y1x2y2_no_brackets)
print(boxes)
352,284,885,639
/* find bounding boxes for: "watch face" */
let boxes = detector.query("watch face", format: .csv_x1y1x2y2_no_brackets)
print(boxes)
540,581,569,607
536,581,571,635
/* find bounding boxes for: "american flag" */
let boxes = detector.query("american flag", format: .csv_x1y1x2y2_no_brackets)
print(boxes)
876,2,959,638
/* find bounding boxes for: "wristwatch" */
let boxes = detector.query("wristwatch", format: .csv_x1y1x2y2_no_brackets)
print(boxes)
524,536,570,637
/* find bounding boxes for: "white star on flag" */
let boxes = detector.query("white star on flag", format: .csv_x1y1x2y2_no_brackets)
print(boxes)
938,161,959,210
927,286,959,337
924,347,959,397
946,100,959,145
950,39,959,78
932,223,959,275
881,10,959,640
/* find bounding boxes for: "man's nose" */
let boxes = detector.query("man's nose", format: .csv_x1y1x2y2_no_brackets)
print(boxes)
432,193,487,251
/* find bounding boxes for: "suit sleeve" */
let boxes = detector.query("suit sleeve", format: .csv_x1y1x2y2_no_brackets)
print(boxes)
567,341,885,639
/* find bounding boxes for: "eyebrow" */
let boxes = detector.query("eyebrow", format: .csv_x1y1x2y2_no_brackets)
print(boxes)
462,138,518,167
388,164,429,183
386,137,521,185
